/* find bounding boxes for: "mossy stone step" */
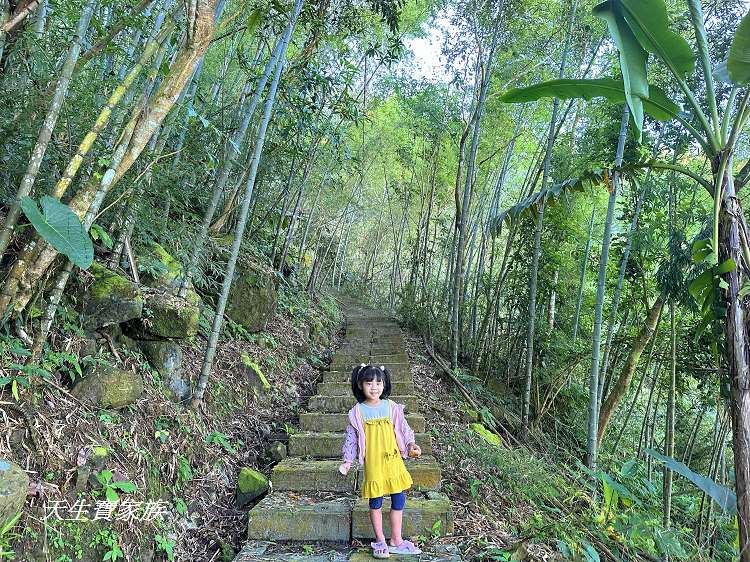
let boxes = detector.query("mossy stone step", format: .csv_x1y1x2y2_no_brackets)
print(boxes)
323,366,412,383
369,353,409,365
316,381,414,396
351,492,454,539
308,395,418,413
288,432,431,458
271,457,441,492
330,354,369,366
299,413,425,433
246,493,354,542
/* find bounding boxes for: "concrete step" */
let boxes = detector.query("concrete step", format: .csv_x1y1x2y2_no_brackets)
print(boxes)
299,413,425,433
288,431,432,458
323,365,412,382
271,456,442,492
308,395,418,413
352,492,454,539
317,381,415,396
369,353,409,365
234,549,461,562
330,353,369,366
246,493,354,542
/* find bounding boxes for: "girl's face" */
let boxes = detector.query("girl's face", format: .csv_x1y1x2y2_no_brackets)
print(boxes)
359,376,384,401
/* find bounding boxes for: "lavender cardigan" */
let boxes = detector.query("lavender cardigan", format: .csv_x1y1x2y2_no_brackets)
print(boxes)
341,400,416,467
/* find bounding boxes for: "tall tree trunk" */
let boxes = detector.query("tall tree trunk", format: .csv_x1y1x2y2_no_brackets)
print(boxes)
191,22,293,408
450,18,501,368
717,148,750,561
572,208,595,344
547,269,558,333
520,0,576,439
586,105,629,469
0,0,96,257
596,294,664,445
663,303,676,527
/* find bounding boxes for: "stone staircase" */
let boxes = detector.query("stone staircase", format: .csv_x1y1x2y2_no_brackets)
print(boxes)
235,301,456,559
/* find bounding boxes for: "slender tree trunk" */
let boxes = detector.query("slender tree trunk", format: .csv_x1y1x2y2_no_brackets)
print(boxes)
598,178,649,396
572,208,595,344
191,20,293,409
547,269,558,333
450,19,501,368
596,294,664,445
663,303,676,527
586,106,629,469
0,0,95,257
179,11,302,296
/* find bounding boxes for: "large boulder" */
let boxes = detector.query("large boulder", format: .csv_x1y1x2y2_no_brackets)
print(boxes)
225,264,277,333
137,339,190,402
0,459,27,527
80,263,143,330
71,366,143,409
235,467,269,508
127,289,201,340
140,242,184,288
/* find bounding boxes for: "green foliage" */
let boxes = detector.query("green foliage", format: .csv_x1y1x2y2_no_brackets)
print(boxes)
94,470,137,503
204,431,237,454
0,512,21,560
20,196,93,269
645,449,736,514
90,528,124,562
154,533,176,561
728,10,750,83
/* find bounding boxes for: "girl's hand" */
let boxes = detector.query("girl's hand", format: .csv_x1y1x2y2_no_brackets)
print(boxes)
338,463,351,475
407,443,421,458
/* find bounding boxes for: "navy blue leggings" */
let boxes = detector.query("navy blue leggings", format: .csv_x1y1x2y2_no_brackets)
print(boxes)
369,492,406,510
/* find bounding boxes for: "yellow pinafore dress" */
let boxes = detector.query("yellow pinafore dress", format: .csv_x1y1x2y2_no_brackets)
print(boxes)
359,400,413,499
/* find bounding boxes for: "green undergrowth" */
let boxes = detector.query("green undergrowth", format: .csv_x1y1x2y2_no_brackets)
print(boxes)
1,285,341,561
440,425,735,561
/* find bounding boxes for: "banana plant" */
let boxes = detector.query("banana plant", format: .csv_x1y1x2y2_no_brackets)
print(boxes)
500,1,750,556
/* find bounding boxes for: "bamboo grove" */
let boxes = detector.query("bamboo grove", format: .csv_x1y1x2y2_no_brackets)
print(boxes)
2,0,750,558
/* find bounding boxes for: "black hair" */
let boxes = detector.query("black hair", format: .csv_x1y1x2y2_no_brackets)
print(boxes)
351,364,392,403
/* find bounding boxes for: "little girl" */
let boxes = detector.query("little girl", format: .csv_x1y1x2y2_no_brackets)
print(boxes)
339,364,422,558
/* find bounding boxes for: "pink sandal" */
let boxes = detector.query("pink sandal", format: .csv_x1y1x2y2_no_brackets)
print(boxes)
371,541,391,559
388,540,422,555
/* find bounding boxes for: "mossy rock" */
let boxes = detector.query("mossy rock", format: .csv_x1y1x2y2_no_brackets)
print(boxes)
127,289,201,340
71,366,143,409
235,467,269,508
81,263,143,330
240,352,270,394
140,242,183,287
136,339,190,401
225,264,277,333
469,423,503,447
0,459,28,528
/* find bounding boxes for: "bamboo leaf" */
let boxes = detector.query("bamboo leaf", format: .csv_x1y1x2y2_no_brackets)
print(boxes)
645,449,737,514
619,0,695,76
501,78,679,121
20,196,93,269
728,9,750,84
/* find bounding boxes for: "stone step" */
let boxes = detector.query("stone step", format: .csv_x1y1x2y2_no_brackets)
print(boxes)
369,353,409,365
323,365,412,382
288,431,432,458
271,456,442,492
316,381,415,396
247,493,354,542
352,492,454,539
308,395,418,414
330,353,369,365
234,549,461,562
299,413,426,433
